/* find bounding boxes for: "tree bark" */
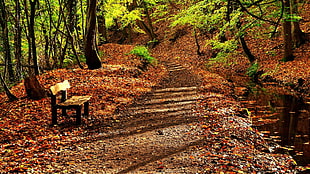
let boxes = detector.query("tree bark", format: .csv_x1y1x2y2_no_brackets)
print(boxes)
24,76,47,100
15,0,23,79
240,36,256,63
282,0,294,62
291,0,305,48
142,1,157,41
66,0,83,69
236,20,256,63
85,0,102,70
97,0,108,44
29,0,40,74
0,0,15,80
0,75,18,101
194,28,203,56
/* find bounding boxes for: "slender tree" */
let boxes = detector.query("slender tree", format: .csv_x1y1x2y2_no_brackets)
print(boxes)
0,0,15,80
85,0,102,69
291,0,305,48
282,0,294,61
97,0,108,44
14,0,23,79
66,0,84,68
27,0,40,75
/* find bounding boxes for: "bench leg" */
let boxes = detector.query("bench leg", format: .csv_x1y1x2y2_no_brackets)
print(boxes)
52,107,57,125
62,108,67,116
76,106,82,125
84,101,89,116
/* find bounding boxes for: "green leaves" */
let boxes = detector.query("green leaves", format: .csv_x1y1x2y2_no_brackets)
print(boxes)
246,62,259,77
129,45,157,64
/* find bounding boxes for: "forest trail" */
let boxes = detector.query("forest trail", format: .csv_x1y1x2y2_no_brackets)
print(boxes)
50,61,208,173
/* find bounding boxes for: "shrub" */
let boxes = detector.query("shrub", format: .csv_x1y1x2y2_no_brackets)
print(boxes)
246,62,259,77
129,46,157,65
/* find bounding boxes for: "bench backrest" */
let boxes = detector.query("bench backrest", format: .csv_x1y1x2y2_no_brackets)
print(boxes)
50,80,70,95
50,80,71,105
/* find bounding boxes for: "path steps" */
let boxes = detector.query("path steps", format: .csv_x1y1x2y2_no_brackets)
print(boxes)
123,62,201,120
51,61,205,173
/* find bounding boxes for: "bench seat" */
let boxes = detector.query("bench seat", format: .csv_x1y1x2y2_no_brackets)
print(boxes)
57,96,92,107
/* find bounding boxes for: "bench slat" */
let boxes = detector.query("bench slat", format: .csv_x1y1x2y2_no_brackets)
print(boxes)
57,95,92,106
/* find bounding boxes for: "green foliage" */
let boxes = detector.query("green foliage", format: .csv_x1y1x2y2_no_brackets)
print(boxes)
209,39,238,53
129,45,157,65
284,13,302,22
246,62,259,77
104,0,144,30
206,52,235,68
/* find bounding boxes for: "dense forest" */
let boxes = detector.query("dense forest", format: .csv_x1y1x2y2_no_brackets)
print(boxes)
0,0,307,87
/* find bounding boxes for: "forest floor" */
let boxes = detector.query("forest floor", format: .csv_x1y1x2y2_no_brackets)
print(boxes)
0,42,304,173
0,49,298,173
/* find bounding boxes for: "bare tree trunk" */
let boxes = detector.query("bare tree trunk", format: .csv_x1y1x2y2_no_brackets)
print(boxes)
97,0,108,44
29,0,40,74
0,0,15,80
291,0,305,48
142,1,156,41
236,19,256,63
282,0,294,61
85,0,102,70
66,0,83,69
0,75,18,101
194,28,203,56
129,0,157,42
42,26,52,70
23,0,32,73
15,0,23,79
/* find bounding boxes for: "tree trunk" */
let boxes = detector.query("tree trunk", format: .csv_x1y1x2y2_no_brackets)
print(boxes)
66,0,83,69
194,28,203,56
85,0,102,70
0,75,18,101
236,20,256,63
129,0,157,42
240,36,256,63
282,0,294,62
142,1,157,41
291,0,305,48
0,0,15,80
42,26,51,70
15,0,23,79
24,76,47,100
29,0,40,74
97,0,108,44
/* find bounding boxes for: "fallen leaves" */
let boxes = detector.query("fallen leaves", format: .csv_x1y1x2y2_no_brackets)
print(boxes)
0,44,165,172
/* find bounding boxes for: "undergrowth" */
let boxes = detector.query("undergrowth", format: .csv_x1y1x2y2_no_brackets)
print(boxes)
129,46,157,65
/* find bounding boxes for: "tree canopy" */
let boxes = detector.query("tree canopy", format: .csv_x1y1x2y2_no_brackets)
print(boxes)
0,0,307,83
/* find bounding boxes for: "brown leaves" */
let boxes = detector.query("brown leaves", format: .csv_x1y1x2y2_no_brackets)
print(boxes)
0,44,165,172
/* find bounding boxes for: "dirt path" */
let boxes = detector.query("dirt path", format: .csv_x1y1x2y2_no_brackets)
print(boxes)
49,62,209,173
46,60,298,173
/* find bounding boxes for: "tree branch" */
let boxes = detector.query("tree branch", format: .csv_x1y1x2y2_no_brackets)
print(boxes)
235,0,278,25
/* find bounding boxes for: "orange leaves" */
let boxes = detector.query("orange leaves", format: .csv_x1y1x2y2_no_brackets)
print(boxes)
0,43,165,172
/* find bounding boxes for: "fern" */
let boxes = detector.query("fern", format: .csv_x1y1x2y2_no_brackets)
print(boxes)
129,46,157,65
246,62,259,77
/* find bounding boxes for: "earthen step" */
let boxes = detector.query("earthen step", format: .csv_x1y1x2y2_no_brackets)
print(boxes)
129,100,196,111
153,86,198,93
138,95,201,105
129,104,194,115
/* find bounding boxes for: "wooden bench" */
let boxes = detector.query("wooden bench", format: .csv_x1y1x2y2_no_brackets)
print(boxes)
50,80,91,125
